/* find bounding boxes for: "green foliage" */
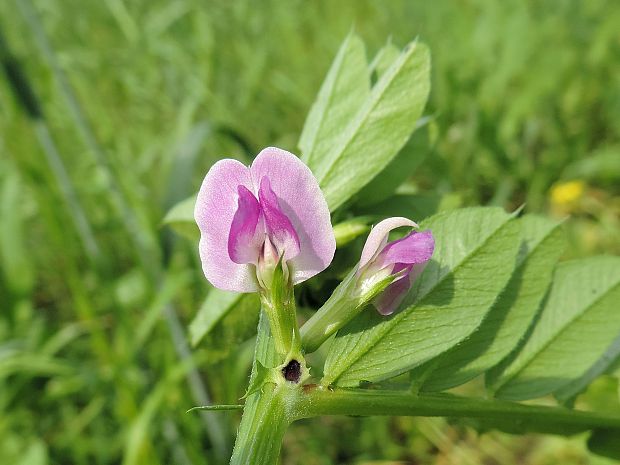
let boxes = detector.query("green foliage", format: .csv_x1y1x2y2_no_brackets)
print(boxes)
0,164,35,296
195,292,261,365
332,217,372,247
369,42,401,79
417,215,567,392
306,39,431,211
161,194,198,241
488,256,620,400
353,116,433,208
562,145,620,185
299,33,370,171
555,334,620,404
189,288,259,347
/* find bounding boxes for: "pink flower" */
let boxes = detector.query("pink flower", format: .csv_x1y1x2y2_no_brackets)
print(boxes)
195,147,336,293
358,217,435,315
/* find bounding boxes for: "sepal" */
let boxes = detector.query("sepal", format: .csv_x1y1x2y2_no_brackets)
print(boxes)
242,360,280,399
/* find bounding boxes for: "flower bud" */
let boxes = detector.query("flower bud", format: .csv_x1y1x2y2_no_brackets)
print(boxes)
301,217,434,353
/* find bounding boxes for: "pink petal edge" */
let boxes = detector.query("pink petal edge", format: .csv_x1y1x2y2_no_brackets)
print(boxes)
195,159,259,293
250,147,335,284
358,217,419,272
378,230,435,268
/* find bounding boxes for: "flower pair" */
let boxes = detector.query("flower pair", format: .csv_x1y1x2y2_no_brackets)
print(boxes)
195,147,434,318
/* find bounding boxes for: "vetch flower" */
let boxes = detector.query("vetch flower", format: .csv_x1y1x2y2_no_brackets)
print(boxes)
301,217,434,353
194,147,336,293
358,217,435,315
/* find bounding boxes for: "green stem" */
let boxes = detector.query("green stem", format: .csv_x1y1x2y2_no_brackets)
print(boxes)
300,268,359,353
230,384,291,465
230,311,299,465
259,260,301,360
301,266,398,353
260,292,299,360
295,388,620,434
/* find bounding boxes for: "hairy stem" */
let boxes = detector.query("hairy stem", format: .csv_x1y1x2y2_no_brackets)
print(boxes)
229,384,291,465
230,312,300,465
300,268,359,353
295,387,620,434
260,291,300,361
259,260,302,361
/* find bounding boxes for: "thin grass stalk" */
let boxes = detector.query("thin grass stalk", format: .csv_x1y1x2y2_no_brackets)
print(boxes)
13,1,230,458
1,26,101,261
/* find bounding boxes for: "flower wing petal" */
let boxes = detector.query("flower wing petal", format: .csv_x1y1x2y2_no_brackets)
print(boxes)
250,147,335,284
195,159,258,292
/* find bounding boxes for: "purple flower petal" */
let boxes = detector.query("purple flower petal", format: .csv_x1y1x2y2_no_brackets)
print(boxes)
377,230,435,268
358,217,418,272
228,185,265,265
195,159,259,292
358,217,434,315
258,176,301,262
373,264,413,315
373,262,427,315
251,147,335,284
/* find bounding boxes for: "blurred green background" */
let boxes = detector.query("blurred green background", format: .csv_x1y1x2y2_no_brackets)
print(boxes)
1,0,619,464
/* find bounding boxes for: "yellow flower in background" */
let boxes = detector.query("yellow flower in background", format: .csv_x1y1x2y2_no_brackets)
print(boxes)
550,180,585,211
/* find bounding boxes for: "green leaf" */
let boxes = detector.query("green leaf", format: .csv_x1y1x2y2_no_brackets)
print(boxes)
562,146,620,183
356,192,445,220
489,256,620,401
186,404,244,413
418,215,566,392
242,360,277,399
369,41,401,80
316,40,431,211
333,216,372,248
190,289,260,350
161,194,198,241
0,167,35,294
322,207,521,387
299,33,370,170
588,429,620,461
555,334,620,404
353,117,432,207
190,288,240,346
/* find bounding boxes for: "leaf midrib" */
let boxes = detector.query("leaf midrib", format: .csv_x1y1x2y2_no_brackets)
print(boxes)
316,41,420,185
327,214,516,385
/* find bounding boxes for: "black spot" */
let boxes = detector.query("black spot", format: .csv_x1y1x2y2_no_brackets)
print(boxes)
282,359,301,383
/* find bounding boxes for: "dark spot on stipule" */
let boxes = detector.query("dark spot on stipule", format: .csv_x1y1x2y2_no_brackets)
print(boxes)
282,359,301,383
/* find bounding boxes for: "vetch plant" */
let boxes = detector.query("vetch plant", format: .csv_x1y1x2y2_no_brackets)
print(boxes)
174,33,620,464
